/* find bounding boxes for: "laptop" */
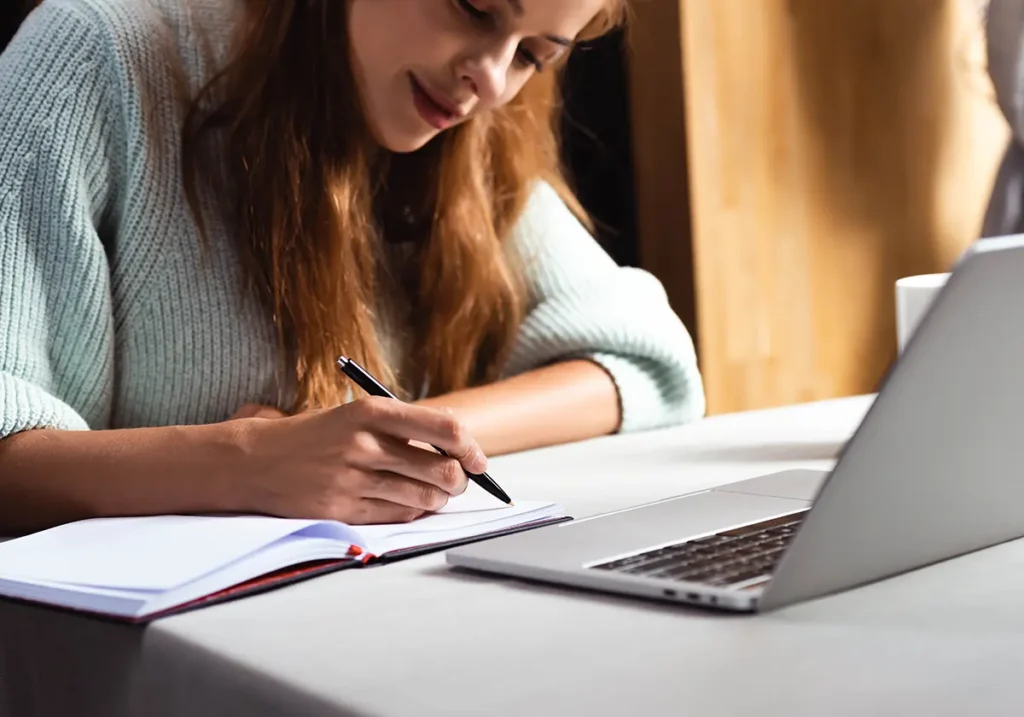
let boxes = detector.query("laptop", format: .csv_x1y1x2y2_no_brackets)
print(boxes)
446,234,1024,612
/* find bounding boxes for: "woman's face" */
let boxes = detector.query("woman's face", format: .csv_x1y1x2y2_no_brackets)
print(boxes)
348,0,607,153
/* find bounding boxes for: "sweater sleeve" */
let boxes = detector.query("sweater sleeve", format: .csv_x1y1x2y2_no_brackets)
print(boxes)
987,0,1024,145
0,2,119,439
503,181,706,432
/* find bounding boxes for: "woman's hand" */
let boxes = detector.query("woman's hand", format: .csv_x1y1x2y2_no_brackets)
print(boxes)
234,397,487,525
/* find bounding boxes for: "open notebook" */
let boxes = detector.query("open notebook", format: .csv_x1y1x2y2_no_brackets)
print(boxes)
0,492,566,622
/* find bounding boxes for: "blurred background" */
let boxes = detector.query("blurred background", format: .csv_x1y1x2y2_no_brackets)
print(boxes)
561,0,1008,415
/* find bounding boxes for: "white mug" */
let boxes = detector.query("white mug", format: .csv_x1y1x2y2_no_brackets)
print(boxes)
895,273,950,353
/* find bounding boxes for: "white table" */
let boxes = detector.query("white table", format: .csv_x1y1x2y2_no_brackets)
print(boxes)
5,394,1024,716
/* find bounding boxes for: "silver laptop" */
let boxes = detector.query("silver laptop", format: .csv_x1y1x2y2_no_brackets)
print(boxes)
446,234,1024,612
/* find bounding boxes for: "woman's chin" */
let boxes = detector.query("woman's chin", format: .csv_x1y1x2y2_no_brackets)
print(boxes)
372,123,440,154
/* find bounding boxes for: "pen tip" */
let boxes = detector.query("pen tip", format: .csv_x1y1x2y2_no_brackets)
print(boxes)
509,501,515,507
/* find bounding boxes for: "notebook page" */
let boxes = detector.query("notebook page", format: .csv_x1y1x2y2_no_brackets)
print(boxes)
356,491,564,555
0,515,354,591
0,535,359,619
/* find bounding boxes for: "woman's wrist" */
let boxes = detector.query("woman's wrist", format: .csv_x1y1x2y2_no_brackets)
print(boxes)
192,419,265,514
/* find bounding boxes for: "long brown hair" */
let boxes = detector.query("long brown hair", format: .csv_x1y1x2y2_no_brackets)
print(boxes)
182,0,626,410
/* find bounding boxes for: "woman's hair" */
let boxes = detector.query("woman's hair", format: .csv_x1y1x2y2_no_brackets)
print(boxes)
182,0,627,410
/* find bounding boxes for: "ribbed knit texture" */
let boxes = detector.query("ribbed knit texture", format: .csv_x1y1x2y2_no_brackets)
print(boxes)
0,0,705,440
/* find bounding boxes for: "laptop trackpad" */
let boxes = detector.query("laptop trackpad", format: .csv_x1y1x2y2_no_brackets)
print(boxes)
712,469,827,502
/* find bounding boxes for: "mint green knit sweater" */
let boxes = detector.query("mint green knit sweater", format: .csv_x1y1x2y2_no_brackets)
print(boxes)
0,0,705,440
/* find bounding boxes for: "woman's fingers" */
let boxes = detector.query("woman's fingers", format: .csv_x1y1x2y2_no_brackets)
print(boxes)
351,498,427,525
346,398,487,474
368,434,469,496
358,471,451,512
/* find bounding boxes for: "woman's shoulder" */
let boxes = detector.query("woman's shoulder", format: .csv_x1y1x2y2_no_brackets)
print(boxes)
23,0,238,79
516,179,580,225
508,180,589,250
30,0,181,41
506,179,614,266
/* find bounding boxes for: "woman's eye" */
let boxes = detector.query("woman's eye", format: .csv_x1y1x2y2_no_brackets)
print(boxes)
515,48,542,73
456,0,491,23
454,0,543,73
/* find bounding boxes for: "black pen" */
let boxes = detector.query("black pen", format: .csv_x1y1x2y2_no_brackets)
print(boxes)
336,356,514,506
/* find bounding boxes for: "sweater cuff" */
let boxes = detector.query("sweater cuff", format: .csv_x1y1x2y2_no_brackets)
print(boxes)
1,373,90,439
582,352,706,434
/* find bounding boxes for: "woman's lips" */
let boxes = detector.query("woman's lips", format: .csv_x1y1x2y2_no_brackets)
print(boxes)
410,73,461,130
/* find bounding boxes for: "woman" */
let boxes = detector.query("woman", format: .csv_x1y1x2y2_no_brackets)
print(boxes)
0,0,704,533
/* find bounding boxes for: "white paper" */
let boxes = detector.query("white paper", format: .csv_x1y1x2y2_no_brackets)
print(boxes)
0,515,336,590
357,491,562,554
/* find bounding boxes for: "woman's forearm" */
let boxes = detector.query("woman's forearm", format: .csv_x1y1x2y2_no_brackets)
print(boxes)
416,359,621,456
0,423,250,535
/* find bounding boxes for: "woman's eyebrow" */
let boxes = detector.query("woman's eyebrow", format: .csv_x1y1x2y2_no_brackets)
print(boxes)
504,0,573,46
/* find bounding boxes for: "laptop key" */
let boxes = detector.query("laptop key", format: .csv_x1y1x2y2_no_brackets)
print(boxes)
589,510,809,586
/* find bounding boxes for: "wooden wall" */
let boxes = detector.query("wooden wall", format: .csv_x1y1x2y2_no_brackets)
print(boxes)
627,0,1010,415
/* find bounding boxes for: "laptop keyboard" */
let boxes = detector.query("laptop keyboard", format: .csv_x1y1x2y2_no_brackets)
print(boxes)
590,510,809,587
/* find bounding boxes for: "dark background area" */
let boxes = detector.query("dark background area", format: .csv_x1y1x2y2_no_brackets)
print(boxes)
559,28,639,268
0,2,30,51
